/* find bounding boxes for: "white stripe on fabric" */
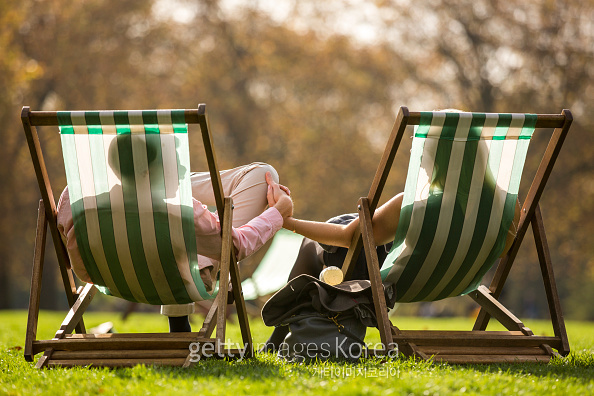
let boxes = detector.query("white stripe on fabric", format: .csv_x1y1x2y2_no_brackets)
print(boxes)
130,134,176,303
70,112,86,130
73,133,120,296
157,111,175,133
380,128,428,274
385,134,441,285
175,133,211,300
101,132,148,303
477,114,499,139
161,133,203,301
128,111,145,134
450,137,520,296
398,114,472,301
422,139,493,301
99,111,118,135
505,114,527,139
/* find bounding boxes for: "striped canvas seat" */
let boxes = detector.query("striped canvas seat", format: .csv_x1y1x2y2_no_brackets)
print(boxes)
23,105,256,368
341,106,571,363
59,110,214,305
380,111,535,303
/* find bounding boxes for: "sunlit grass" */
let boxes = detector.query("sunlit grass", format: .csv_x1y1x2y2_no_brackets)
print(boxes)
1,311,593,395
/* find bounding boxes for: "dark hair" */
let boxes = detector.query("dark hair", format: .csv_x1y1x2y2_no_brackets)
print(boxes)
108,134,159,180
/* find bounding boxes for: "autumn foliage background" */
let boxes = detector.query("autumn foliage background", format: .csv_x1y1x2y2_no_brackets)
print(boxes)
0,0,592,319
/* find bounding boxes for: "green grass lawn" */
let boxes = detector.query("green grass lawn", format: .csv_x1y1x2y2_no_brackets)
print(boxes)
1,310,593,395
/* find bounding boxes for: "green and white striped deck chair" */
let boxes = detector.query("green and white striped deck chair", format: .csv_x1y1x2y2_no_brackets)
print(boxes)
59,110,212,305
22,105,252,368
343,106,572,363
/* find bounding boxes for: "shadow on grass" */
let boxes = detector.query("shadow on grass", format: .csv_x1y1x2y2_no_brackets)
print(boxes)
108,349,594,383
112,353,315,381
430,351,594,383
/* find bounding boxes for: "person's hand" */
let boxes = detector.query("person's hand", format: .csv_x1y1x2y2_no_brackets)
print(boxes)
265,172,290,204
265,172,293,218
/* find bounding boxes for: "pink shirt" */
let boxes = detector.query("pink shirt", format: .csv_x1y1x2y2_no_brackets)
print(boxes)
56,188,283,284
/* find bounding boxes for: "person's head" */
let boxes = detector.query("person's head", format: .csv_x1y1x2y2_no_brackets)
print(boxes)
428,108,497,205
107,134,159,181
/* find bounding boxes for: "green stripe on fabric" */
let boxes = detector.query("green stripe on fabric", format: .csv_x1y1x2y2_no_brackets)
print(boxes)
85,112,103,135
425,112,460,141
175,133,211,299
113,111,130,130
171,110,187,133
142,111,160,134
461,191,517,295
58,112,75,134
441,113,460,140
435,138,505,300
393,138,454,300
411,138,479,301
145,133,192,303
413,112,434,138
60,133,106,286
380,134,428,279
521,114,537,138
57,112,72,127
460,136,532,295
88,133,135,301
449,116,531,297
380,112,537,302
469,114,486,140
433,113,520,299
492,114,511,140
59,109,214,303
84,112,101,125
116,134,161,304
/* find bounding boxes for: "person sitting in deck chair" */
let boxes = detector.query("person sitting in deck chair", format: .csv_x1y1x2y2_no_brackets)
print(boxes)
262,134,521,351
57,134,293,332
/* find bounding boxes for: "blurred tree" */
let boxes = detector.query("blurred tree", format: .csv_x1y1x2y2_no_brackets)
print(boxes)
0,0,31,308
363,0,594,319
0,0,178,308
0,0,592,319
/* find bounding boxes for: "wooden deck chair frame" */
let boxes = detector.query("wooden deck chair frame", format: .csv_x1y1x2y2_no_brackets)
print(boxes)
21,104,253,368
341,106,571,364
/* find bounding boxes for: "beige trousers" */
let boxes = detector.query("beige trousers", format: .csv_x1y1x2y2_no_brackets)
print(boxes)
161,162,279,317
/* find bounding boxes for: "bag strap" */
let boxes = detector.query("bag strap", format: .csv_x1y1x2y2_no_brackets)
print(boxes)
328,313,367,345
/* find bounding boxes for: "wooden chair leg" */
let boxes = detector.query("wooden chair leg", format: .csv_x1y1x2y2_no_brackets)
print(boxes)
215,198,233,352
198,294,221,339
35,348,54,369
229,250,253,358
469,285,533,335
473,240,521,330
390,325,427,359
358,197,395,355
36,283,96,368
532,206,570,355
54,283,97,339
25,200,48,362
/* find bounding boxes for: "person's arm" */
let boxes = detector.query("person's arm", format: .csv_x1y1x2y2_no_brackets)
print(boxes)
56,187,93,283
265,172,404,248
284,217,357,248
501,199,521,257
194,174,293,261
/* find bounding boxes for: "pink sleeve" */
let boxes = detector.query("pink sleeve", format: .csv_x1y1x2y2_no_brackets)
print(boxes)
58,193,282,280
56,188,93,283
231,207,284,261
193,200,283,261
